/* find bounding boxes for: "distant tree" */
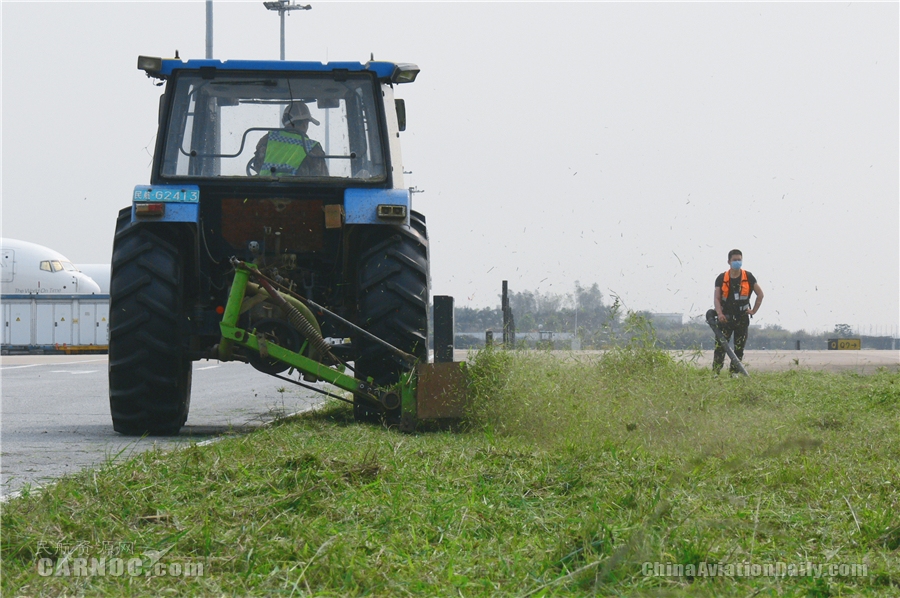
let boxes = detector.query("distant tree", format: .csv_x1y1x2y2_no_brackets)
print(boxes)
518,312,537,332
454,282,838,351
507,290,536,316
575,282,604,311
455,306,502,332
535,292,562,314
833,323,854,338
573,282,609,336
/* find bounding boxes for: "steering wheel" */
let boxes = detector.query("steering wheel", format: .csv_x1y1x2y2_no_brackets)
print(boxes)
246,157,260,177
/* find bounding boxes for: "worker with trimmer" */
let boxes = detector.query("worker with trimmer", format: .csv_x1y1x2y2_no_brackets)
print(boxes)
711,249,764,375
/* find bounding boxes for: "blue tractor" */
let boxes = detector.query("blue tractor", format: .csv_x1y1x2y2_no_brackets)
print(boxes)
108,56,449,435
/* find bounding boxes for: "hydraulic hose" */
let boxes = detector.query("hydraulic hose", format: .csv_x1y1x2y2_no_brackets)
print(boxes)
246,282,321,361
247,265,416,368
249,277,337,365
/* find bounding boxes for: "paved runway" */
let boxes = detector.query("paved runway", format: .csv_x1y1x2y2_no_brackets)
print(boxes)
451,349,900,374
684,349,899,373
0,356,326,497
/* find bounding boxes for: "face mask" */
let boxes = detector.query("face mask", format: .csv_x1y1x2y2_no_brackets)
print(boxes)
730,260,742,270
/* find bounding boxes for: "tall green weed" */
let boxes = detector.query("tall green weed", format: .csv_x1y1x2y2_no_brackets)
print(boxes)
465,334,900,468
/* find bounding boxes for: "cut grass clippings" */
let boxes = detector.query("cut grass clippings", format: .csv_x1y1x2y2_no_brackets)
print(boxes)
3,345,899,596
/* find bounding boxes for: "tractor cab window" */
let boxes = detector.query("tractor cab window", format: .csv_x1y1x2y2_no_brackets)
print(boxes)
160,72,387,182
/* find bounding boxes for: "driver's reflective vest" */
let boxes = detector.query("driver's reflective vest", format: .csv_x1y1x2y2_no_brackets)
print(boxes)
721,269,751,311
260,131,320,175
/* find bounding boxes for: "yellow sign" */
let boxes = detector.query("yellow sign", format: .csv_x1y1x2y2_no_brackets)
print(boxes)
828,339,861,350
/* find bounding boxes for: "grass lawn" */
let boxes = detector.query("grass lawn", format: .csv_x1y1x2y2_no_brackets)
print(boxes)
3,344,899,596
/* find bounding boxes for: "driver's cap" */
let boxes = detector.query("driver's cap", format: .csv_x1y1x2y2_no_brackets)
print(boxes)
283,102,320,126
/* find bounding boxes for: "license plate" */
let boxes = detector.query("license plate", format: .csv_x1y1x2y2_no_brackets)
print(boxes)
132,185,199,203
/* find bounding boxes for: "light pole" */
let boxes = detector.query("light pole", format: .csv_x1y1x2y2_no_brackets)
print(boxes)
263,1,311,60
206,0,213,59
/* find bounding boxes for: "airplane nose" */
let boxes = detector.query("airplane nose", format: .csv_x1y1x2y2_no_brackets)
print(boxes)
78,274,102,294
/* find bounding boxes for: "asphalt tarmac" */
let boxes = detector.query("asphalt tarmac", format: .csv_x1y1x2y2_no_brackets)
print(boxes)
685,349,899,373
0,356,326,498
450,349,900,374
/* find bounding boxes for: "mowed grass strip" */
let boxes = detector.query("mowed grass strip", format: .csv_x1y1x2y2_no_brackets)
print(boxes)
3,346,899,596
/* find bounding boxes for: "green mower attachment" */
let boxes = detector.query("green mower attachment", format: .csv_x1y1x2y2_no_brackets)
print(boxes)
217,260,468,432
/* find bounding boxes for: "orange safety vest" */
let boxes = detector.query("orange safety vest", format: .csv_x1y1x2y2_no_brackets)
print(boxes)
721,269,751,310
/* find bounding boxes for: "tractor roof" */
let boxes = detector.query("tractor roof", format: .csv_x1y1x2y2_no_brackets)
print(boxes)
137,56,419,84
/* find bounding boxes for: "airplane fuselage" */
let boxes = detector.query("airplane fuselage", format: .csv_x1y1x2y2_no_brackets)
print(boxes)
1,239,103,296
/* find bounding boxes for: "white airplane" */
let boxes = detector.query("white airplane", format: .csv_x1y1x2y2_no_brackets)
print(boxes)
0,238,103,295
77,264,111,294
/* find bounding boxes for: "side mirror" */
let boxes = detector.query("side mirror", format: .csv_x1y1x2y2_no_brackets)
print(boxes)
158,94,166,127
395,99,406,132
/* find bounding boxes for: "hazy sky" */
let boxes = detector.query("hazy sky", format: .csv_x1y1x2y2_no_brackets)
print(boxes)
2,2,897,334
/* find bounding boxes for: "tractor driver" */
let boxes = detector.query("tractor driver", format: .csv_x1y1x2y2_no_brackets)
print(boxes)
252,102,328,177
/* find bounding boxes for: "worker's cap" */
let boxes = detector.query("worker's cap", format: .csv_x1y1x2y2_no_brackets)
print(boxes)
283,102,320,126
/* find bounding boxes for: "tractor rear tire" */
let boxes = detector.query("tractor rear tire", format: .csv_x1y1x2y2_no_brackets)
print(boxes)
108,208,192,435
353,212,429,422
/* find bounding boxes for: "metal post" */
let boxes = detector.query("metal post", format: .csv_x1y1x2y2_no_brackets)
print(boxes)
279,10,285,60
433,295,455,363
502,280,509,348
205,0,213,59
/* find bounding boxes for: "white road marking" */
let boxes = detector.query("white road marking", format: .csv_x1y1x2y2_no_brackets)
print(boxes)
195,365,220,371
0,358,106,370
55,359,107,365
50,370,100,375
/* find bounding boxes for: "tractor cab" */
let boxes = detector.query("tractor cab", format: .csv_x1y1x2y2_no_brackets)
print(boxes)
138,57,417,187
